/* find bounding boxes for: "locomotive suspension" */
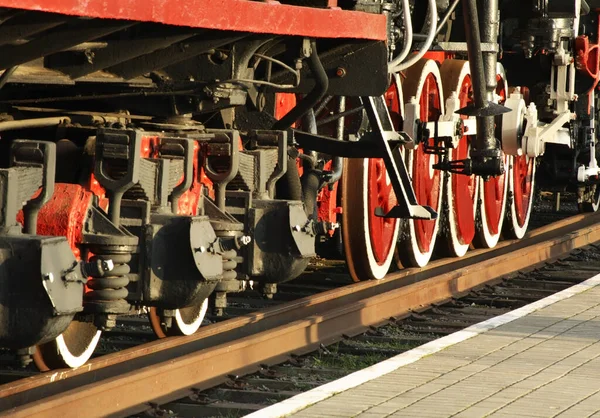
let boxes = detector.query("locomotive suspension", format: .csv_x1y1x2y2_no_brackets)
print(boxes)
0,0,596,371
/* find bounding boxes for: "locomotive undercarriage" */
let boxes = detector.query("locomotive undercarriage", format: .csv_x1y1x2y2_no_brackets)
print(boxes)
0,8,391,367
1,0,600,369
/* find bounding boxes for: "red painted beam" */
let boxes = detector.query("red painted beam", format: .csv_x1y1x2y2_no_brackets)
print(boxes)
0,0,387,41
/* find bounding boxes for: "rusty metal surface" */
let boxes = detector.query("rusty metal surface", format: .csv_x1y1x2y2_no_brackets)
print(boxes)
1,212,600,417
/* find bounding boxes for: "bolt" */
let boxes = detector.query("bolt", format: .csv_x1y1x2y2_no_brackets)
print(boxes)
213,292,227,317
197,246,206,253
261,283,277,299
101,259,114,272
64,272,80,282
43,273,54,283
162,316,173,329
95,314,117,331
16,347,35,368
336,67,347,78
237,235,252,246
293,225,301,232
257,93,267,112
301,39,312,58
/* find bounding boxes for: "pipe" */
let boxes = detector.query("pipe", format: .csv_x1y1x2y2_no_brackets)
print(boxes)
462,0,487,110
301,168,320,218
272,41,328,130
300,109,321,218
434,0,461,38
302,110,318,168
327,96,345,185
388,0,413,69
0,66,17,90
316,106,364,127
0,116,71,132
389,0,437,73
476,0,500,152
276,156,303,201
314,95,333,118
461,0,504,177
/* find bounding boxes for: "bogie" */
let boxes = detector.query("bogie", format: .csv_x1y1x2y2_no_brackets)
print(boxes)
0,0,596,369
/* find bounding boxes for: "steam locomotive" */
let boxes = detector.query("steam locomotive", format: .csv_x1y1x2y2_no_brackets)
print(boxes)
0,0,596,370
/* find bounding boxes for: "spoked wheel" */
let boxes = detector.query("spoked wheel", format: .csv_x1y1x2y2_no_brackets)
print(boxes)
502,83,536,239
148,299,209,338
342,75,403,281
33,319,101,371
579,143,600,212
505,154,536,238
474,64,510,248
439,60,478,257
397,59,444,267
579,184,600,212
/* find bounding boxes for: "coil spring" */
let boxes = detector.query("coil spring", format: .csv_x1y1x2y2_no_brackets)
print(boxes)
221,249,238,281
85,247,131,308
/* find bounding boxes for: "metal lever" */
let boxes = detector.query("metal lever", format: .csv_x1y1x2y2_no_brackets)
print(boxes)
158,138,195,213
360,95,437,220
11,140,57,234
204,130,240,211
94,129,141,226
249,130,288,198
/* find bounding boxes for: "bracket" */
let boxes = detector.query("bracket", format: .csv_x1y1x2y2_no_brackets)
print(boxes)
360,95,437,220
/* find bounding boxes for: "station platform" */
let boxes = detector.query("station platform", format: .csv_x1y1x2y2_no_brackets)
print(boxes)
250,273,600,418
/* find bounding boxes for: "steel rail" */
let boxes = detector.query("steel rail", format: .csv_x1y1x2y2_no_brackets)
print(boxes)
2,212,600,417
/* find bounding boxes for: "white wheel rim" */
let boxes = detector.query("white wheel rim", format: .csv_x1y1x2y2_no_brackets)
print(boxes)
174,298,209,336
477,157,509,248
360,158,401,279
54,329,101,368
507,155,536,239
446,172,479,257
475,63,510,249
439,59,479,258
401,59,445,267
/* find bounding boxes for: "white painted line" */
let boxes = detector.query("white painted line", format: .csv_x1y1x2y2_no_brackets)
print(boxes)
245,273,600,418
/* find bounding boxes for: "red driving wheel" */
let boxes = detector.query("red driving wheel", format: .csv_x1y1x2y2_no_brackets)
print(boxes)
440,59,478,257
397,59,444,267
474,65,510,248
342,77,402,281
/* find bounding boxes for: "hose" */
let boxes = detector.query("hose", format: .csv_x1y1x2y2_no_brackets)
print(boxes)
276,155,303,201
389,0,438,73
272,40,329,130
387,0,413,70
301,168,320,217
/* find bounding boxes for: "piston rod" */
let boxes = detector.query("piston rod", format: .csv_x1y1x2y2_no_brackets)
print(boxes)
461,0,508,177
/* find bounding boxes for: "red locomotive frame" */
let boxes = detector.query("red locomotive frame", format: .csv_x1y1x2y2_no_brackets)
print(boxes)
0,0,387,40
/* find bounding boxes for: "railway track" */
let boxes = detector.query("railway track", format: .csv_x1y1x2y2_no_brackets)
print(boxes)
152,244,600,417
1,210,600,418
